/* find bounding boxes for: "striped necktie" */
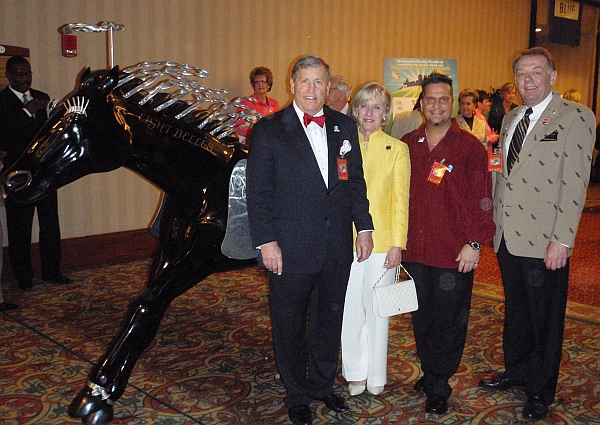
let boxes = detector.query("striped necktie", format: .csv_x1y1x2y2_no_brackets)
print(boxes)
507,107,533,175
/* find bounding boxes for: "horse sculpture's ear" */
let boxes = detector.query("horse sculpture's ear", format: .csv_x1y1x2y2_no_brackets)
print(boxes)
98,66,121,94
81,67,92,81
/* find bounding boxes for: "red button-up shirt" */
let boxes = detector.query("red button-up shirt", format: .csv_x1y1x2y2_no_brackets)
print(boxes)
403,119,494,268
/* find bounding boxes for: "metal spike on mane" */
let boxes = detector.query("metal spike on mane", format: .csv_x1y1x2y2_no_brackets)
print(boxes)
115,61,262,139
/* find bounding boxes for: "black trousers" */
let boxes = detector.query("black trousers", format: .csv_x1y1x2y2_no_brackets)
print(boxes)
403,262,474,398
4,191,62,283
268,250,351,408
496,237,568,406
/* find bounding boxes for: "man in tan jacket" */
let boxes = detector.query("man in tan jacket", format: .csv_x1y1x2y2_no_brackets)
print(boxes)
479,47,595,421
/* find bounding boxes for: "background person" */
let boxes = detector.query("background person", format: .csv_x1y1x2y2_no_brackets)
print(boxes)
390,91,424,141
562,88,581,103
479,47,596,422
474,89,499,145
0,56,71,291
247,55,374,425
402,73,494,415
235,66,280,142
487,82,518,134
456,88,487,146
325,75,352,115
341,82,410,397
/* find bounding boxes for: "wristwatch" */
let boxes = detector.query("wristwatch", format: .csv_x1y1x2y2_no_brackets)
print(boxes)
467,241,481,250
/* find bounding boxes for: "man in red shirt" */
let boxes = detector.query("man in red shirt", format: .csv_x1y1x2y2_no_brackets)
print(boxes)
402,73,494,415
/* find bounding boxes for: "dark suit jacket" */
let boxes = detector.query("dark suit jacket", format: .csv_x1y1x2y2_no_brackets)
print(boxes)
0,86,49,167
246,104,373,274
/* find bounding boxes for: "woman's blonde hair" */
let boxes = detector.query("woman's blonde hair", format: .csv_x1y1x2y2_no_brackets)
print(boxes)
351,81,393,129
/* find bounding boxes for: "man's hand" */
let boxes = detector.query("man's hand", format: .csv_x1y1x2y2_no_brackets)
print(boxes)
356,231,373,263
455,244,480,273
260,241,283,275
24,98,47,115
544,241,568,271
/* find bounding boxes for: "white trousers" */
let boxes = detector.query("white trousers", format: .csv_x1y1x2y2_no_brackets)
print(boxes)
341,252,391,387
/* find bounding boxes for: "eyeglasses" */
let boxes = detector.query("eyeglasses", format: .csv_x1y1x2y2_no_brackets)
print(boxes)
253,80,268,85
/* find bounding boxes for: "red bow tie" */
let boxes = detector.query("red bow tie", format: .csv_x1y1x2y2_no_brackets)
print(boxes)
303,113,326,128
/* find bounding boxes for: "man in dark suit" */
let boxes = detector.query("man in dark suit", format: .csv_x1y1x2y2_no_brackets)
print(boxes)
0,56,71,290
479,48,595,421
247,55,373,425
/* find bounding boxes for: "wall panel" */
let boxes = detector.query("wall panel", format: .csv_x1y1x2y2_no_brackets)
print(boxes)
1,0,538,241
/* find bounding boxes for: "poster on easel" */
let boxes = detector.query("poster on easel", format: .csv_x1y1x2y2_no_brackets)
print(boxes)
383,58,459,117
0,45,30,90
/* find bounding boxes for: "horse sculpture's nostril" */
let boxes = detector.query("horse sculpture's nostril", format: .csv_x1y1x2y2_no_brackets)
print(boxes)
5,170,33,192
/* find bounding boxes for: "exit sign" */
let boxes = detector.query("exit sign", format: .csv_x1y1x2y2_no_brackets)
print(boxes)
555,0,580,20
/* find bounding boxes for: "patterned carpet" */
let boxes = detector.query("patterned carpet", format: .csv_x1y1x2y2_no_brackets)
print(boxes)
1,258,599,425
475,182,600,308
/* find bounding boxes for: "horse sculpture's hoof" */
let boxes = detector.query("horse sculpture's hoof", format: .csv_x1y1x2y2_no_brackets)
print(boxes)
68,385,111,419
82,404,114,425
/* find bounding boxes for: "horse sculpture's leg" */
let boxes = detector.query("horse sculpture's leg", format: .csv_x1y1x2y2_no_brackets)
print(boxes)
68,199,232,424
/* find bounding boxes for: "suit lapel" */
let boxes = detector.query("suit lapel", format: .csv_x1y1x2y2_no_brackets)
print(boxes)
282,105,328,189
325,108,342,189
511,94,561,175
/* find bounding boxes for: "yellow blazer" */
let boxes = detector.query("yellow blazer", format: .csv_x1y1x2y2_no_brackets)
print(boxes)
355,129,410,253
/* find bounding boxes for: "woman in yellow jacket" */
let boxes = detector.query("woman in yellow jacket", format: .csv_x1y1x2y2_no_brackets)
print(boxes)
341,82,410,396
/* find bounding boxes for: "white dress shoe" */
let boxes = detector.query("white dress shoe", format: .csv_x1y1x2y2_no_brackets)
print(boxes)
367,384,384,395
348,380,366,396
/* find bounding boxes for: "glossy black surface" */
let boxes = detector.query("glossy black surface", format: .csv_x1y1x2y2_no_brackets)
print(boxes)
3,66,254,424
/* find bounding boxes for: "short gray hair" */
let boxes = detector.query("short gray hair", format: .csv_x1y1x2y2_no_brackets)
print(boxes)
291,55,330,81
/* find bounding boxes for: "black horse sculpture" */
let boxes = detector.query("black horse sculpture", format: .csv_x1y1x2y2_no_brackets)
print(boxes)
2,62,261,424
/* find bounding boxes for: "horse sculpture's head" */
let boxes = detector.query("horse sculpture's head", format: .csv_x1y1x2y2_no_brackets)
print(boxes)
3,66,133,203
3,61,259,204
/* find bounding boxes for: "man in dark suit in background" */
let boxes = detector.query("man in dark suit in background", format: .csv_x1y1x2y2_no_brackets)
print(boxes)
0,56,71,290
247,55,373,425
479,47,595,421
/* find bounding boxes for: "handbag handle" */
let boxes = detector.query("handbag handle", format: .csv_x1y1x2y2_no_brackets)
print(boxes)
373,264,412,288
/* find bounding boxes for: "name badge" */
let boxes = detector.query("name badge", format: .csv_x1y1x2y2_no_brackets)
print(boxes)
337,158,348,180
488,145,502,172
428,161,447,184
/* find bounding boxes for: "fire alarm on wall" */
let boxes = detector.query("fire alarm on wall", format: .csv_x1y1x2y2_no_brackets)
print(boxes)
61,34,77,58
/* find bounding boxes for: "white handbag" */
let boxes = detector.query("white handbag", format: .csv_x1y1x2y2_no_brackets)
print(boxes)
372,264,419,318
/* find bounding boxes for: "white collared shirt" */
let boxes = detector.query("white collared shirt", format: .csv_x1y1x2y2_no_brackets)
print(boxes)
293,101,328,187
504,92,554,158
9,86,34,117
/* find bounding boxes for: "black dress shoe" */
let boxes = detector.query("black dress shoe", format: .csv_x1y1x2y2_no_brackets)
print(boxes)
317,393,349,413
523,395,549,421
425,394,448,414
288,405,312,425
0,301,18,312
479,371,524,390
43,274,73,285
413,376,425,391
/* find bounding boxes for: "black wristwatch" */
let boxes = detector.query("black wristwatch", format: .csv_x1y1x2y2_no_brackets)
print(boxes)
467,241,481,250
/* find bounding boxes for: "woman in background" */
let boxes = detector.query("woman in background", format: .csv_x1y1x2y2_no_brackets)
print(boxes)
235,66,280,143
475,90,499,146
341,82,410,397
456,88,487,146
487,82,518,134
